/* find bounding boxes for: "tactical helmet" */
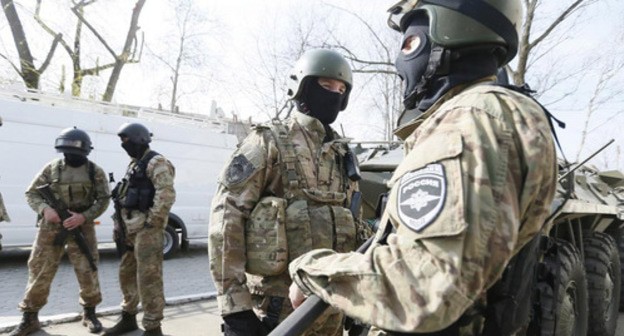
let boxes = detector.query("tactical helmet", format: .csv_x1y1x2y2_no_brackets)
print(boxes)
55,127,93,156
388,0,523,65
117,122,152,145
287,49,353,110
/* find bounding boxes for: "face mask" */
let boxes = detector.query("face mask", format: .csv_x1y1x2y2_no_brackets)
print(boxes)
121,142,146,159
298,79,346,125
395,18,432,110
64,153,87,167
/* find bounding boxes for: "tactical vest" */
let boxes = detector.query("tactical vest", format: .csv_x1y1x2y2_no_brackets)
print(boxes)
245,120,357,277
49,158,96,212
120,150,159,212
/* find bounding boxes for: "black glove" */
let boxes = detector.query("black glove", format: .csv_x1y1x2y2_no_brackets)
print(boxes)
222,310,269,336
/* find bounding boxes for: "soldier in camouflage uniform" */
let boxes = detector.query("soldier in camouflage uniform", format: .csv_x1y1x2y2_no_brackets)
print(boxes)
209,48,372,336
103,123,176,336
288,1,558,335
0,116,10,251
10,127,110,336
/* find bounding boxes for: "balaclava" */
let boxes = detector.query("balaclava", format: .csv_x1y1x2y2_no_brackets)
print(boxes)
122,142,148,159
64,153,88,167
296,77,346,125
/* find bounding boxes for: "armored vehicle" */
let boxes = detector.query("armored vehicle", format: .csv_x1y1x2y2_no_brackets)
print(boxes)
358,144,624,336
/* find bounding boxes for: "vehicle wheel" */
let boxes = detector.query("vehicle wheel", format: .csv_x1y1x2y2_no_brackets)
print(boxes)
584,232,620,335
163,225,179,259
618,227,624,311
539,239,588,336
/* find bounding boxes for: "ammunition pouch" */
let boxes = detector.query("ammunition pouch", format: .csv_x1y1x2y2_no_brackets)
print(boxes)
245,197,288,276
245,189,357,277
122,187,154,212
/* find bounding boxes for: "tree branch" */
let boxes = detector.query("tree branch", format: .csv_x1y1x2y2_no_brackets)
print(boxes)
70,2,117,57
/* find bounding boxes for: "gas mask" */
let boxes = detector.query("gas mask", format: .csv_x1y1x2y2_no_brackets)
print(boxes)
64,153,87,167
395,15,432,110
296,78,346,125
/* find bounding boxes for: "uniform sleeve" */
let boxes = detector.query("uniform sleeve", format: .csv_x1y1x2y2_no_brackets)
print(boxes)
25,163,53,215
290,104,557,333
208,130,276,316
146,155,176,229
81,165,111,222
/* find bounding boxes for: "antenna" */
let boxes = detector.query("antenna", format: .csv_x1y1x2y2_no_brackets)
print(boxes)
558,139,615,182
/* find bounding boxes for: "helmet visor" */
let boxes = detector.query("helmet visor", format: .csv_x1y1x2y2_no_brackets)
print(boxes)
55,138,84,149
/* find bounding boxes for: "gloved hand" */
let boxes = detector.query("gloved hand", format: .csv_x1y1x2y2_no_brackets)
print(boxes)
222,310,269,336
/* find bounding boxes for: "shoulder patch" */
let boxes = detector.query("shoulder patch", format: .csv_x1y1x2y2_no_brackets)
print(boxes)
397,163,446,232
225,154,256,185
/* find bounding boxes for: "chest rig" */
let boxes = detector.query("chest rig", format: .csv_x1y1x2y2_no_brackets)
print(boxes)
49,158,96,211
120,150,159,212
244,120,357,278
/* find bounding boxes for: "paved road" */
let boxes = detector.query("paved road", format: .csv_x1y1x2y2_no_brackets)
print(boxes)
0,242,215,321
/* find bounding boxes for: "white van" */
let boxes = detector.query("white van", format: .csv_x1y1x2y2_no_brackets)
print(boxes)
0,88,239,258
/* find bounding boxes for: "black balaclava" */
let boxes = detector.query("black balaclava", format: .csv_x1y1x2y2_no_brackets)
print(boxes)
395,14,432,111
296,77,346,126
395,13,500,127
122,142,148,159
64,153,88,167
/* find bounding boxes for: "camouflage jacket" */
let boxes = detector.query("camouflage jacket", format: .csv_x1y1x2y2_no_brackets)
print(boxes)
118,150,176,234
25,158,110,228
209,112,370,316
289,81,558,333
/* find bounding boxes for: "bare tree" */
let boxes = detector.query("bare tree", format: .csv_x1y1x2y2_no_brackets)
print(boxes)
147,0,213,113
2,0,144,100
1,0,61,89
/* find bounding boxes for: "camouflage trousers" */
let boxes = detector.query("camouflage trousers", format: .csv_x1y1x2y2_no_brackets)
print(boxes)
252,294,343,336
19,224,101,312
118,225,165,330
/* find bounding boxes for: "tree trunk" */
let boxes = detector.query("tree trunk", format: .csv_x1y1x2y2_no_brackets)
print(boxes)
1,0,39,88
102,0,146,102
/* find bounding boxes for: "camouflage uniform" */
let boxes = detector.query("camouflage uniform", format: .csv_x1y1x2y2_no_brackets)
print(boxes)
116,149,175,330
19,158,110,312
209,112,370,335
289,81,558,334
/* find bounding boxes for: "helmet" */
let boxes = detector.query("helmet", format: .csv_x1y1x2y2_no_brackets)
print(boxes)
55,127,92,156
287,49,353,110
388,0,523,65
117,123,152,145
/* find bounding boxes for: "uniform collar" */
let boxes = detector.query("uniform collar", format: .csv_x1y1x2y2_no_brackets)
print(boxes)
393,76,496,140
292,111,329,140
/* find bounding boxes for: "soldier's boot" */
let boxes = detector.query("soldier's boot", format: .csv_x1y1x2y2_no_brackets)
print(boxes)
142,326,163,336
8,312,40,336
82,306,103,333
102,311,138,336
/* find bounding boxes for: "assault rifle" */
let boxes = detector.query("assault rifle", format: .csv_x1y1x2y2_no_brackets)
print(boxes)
110,176,129,257
36,184,97,272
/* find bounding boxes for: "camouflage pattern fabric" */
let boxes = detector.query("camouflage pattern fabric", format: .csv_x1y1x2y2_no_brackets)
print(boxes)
0,191,10,222
19,158,110,312
289,81,558,334
209,112,370,334
117,150,175,330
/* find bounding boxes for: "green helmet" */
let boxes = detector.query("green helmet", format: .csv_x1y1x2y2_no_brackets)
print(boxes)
388,0,523,65
287,49,353,110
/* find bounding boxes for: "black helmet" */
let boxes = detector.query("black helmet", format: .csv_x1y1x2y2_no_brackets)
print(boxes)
117,123,152,145
55,127,93,156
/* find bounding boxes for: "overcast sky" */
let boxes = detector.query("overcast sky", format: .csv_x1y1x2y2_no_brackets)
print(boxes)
1,0,623,169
